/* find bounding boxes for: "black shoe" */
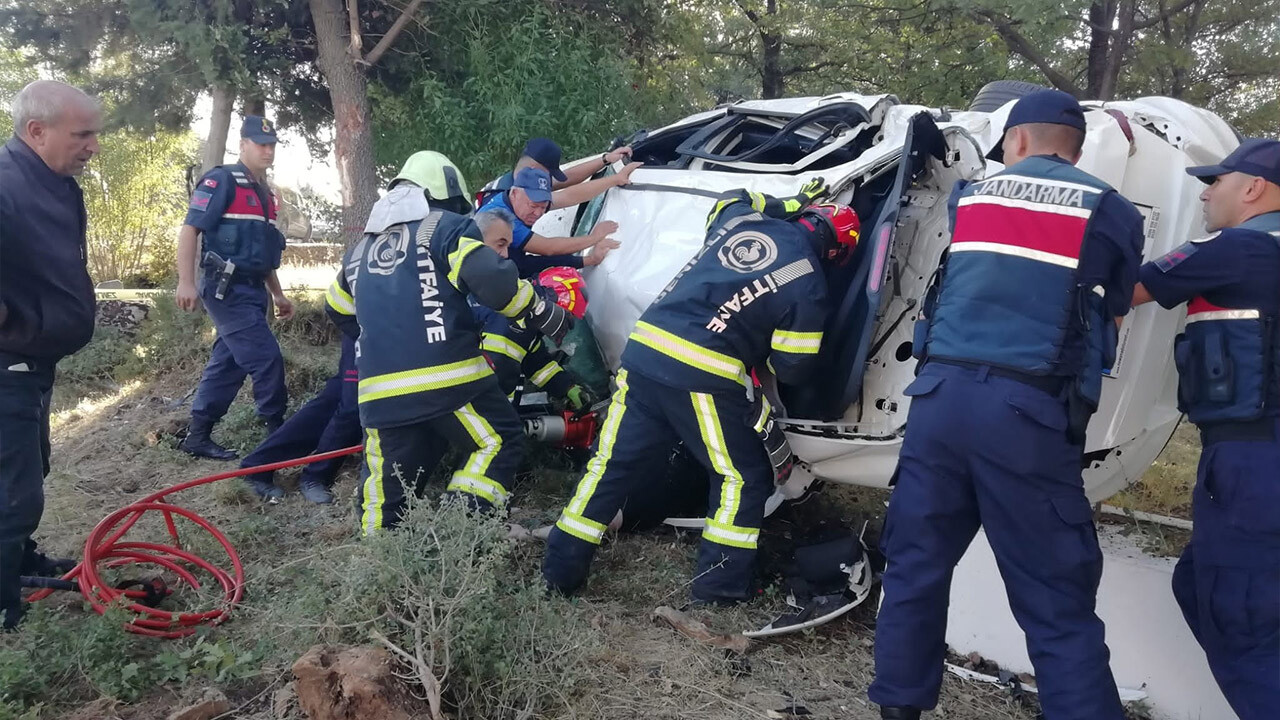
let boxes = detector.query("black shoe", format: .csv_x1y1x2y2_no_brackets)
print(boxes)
1,601,24,631
262,414,285,435
299,478,334,505
180,418,237,460
881,708,922,720
21,540,76,577
244,475,285,502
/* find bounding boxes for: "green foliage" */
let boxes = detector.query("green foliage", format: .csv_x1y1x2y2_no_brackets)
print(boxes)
0,47,37,138
55,327,137,386
337,501,601,718
81,129,199,286
0,605,261,713
370,3,659,184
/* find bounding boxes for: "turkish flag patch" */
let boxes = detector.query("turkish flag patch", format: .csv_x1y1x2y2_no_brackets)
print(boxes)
202,178,219,188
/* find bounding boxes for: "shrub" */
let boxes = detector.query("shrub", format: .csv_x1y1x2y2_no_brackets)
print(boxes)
338,501,600,719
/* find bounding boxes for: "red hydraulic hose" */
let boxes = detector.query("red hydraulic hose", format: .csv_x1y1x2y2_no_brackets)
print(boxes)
27,444,364,638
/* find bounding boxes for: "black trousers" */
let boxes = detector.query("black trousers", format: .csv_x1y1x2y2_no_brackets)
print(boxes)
0,358,54,626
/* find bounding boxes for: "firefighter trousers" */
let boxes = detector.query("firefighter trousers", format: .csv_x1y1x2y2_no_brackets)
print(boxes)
358,380,523,534
543,369,774,603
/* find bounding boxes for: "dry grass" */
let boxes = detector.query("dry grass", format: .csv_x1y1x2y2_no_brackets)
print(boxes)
10,297,1196,719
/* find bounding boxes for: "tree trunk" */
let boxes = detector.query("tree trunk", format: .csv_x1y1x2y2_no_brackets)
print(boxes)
202,83,235,175
760,0,782,99
1084,0,1117,99
308,0,380,245
1098,0,1136,100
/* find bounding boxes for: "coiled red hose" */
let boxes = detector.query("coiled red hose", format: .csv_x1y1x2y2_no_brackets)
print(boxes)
27,445,364,638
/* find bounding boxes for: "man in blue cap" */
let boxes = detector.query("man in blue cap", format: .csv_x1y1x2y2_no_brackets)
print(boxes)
1131,138,1280,720
870,90,1144,720
477,137,639,277
174,115,294,460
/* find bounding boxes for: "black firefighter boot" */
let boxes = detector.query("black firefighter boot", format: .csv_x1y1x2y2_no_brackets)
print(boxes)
881,708,922,720
179,416,237,460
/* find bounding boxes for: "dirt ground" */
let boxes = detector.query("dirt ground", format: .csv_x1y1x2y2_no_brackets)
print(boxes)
3,302,1185,719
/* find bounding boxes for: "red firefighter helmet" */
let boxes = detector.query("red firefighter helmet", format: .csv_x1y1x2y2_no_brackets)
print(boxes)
798,203,860,266
537,267,589,319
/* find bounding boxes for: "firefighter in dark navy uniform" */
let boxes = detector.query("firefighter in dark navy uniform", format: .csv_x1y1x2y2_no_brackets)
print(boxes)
542,178,861,605
475,265,595,408
325,152,574,534
870,91,1144,720
1131,138,1280,720
175,116,294,460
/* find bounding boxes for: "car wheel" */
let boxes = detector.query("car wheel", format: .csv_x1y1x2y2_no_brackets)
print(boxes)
968,80,1053,113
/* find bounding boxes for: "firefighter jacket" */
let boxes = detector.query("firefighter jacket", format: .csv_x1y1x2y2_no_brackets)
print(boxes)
620,189,830,394
325,207,538,428
473,298,576,399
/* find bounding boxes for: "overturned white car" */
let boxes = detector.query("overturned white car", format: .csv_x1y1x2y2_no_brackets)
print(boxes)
534,86,1239,505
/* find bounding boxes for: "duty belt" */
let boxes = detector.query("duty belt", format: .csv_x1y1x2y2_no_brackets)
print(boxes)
930,359,1068,397
1199,416,1278,445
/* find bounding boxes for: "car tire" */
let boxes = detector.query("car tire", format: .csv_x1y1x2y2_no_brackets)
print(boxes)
968,80,1053,112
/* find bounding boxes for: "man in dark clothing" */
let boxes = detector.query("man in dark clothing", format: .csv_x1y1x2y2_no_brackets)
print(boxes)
238,334,360,504
0,80,102,630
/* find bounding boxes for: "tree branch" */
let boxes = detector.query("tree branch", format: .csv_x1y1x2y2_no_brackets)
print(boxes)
346,0,362,60
1133,0,1199,30
976,10,1085,98
782,59,845,77
361,0,427,68
732,0,762,26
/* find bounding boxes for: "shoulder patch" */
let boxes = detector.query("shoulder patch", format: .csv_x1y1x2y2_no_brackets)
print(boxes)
1153,241,1198,272
202,178,218,189
189,190,213,211
718,230,778,274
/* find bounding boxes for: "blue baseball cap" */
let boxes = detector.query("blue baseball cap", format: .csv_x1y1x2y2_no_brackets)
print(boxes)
241,116,278,145
513,167,553,204
987,90,1087,162
521,137,567,182
1186,138,1280,187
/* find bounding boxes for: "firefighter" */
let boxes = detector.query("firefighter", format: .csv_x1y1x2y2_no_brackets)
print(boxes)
870,91,1145,720
475,264,596,410
542,178,861,604
1131,138,1280,720
325,151,573,534
175,116,293,460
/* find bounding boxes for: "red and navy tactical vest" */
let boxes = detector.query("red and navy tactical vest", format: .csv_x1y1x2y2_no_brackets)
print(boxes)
202,164,285,277
1175,212,1280,424
921,156,1116,406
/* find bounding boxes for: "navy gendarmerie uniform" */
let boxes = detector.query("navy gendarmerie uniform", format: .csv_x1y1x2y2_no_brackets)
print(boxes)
326,193,544,533
871,92,1143,720
184,119,288,449
0,135,95,630
1139,142,1280,719
543,188,829,604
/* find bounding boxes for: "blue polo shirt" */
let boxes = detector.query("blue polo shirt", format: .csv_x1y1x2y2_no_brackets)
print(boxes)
478,191,533,250
0,136,95,361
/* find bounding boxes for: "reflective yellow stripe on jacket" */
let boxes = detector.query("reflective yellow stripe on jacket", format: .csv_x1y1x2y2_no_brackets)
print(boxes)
629,321,748,387
770,329,823,355
357,356,493,404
